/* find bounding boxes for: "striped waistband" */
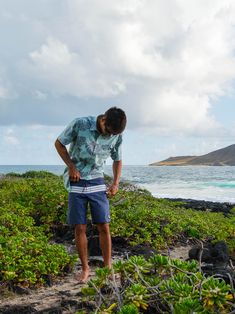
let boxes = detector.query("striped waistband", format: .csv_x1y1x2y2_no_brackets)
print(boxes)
69,184,107,194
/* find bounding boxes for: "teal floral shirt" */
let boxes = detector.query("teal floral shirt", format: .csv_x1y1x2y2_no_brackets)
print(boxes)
57,116,122,190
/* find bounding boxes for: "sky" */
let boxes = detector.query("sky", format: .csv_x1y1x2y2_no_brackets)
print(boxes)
0,0,235,165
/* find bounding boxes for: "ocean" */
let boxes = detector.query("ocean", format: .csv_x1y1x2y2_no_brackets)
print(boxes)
0,165,235,203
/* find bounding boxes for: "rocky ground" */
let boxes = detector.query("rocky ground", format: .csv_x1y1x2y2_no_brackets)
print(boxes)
164,197,234,215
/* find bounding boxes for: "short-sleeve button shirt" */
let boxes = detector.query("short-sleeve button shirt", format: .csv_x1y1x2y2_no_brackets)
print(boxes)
57,116,122,190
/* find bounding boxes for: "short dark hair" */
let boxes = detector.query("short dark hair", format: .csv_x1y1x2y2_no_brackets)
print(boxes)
105,107,127,134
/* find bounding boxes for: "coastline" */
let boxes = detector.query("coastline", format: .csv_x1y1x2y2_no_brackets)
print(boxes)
162,197,234,214
1,172,234,209
1,165,235,204
121,179,235,212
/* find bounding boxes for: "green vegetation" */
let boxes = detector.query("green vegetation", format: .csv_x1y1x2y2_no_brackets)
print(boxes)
5,170,59,179
81,255,234,313
0,171,235,312
110,190,235,253
0,171,76,288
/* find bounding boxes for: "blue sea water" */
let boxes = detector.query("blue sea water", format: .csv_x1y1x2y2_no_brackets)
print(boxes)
0,165,235,203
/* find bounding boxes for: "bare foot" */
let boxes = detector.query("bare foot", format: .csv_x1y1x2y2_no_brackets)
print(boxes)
75,268,90,284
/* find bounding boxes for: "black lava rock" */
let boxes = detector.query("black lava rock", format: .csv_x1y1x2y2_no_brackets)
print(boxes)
188,240,229,265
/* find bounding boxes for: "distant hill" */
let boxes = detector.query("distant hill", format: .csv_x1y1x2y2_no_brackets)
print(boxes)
150,144,235,166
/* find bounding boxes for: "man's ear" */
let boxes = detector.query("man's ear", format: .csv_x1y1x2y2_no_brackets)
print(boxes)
101,115,106,123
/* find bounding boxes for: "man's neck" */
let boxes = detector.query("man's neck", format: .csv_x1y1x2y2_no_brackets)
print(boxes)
96,115,104,133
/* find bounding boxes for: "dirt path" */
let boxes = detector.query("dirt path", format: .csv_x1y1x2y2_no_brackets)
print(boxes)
0,244,191,314
0,261,98,314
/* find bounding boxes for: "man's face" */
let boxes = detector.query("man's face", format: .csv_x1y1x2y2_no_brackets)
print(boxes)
104,123,114,136
100,117,120,136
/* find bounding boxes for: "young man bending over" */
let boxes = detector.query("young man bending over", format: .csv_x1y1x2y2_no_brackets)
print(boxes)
55,107,127,283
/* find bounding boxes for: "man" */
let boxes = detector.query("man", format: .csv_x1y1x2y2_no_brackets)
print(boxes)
55,107,126,283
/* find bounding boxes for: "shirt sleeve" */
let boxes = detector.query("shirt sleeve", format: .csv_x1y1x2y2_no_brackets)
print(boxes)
110,135,122,161
57,118,80,146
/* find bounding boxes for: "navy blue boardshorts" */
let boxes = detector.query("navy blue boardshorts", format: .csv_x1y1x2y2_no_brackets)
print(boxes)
68,177,110,224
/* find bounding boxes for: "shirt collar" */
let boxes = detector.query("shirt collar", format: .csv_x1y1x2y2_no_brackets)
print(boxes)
90,116,99,131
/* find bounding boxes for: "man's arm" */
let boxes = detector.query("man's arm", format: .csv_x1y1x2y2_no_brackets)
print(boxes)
107,160,122,196
55,139,80,182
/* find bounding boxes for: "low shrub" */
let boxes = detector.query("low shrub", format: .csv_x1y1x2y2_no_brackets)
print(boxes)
0,173,75,289
81,255,235,313
110,190,235,252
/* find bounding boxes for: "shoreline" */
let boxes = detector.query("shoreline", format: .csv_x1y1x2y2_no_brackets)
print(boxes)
1,173,234,211
162,197,234,214
122,180,235,210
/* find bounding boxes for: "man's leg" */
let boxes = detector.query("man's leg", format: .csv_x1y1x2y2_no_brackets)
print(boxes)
87,178,111,267
97,223,112,268
75,224,90,282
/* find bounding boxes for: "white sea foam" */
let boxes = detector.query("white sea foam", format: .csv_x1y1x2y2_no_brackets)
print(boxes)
141,183,235,203
106,165,235,203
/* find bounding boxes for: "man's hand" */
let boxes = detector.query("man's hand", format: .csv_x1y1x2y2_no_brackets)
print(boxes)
55,139,80,182
106,183,119,197
69,165,80,182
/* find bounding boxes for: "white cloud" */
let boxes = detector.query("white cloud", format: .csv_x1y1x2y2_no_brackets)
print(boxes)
2,128,20,145
0,0,233,140
139,90,216,132
19,0,235,135
30,38,73,66
27,37,126,97
0,125,63,164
